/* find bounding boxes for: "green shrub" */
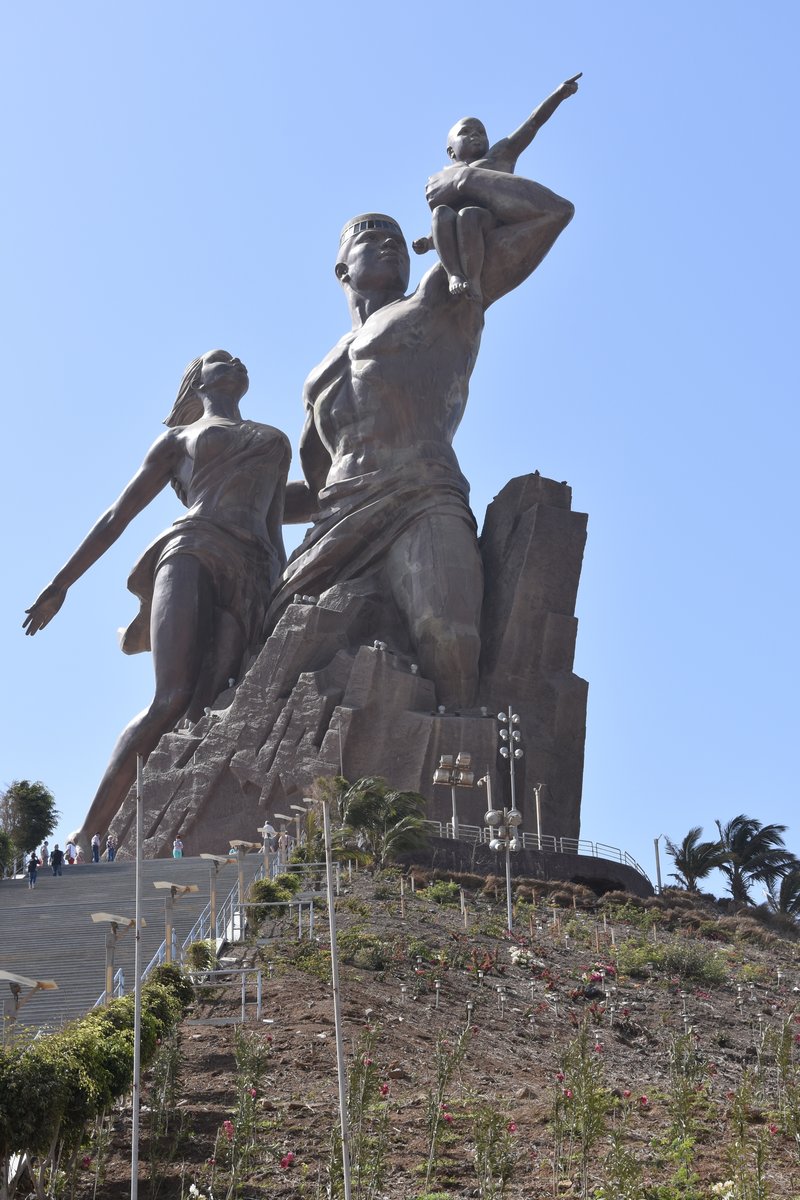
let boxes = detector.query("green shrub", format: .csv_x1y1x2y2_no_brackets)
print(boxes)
698,920,733,942
0,963,190,1184
724,915,780,948
184,939,216,970
617,937,727,986
337,928,392,970
424,879,460,906
147,961,196,1011
248,877,293,922
288,939,332,981
274,870,303,894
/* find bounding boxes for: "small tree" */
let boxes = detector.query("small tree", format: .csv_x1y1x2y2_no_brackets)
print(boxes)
715,814,798,905
335,776,429,872
0,780,59,857
0,828,12,877
664,826,724,892
768,868,800,917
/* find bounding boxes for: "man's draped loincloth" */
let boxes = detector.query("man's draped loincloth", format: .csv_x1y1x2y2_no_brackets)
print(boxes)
265,457,477,632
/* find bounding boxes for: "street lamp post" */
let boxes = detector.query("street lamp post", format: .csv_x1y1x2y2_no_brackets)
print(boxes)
479,773,523,933
303,793,353,1199
483,705,526,932
152,882,199,962
290,804,307,846
90,913,142,1004
532,782,544,849
0,970,58,1031
654,834,666,894
199,854,235,940
497,706,523,808
229,840,261,909
273,813,294,863
433,752,474,840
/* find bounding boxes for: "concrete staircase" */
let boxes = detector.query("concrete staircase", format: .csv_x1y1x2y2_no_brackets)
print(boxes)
0,855,250,1032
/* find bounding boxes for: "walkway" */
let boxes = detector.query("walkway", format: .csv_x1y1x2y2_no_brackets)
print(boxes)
0,855,241,1031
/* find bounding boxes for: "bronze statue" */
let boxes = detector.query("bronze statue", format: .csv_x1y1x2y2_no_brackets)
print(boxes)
413,73,581,300
24,350,290,848
267,133,576,708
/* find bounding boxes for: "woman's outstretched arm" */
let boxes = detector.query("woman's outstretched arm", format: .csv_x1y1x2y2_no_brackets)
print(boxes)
23,431,179,634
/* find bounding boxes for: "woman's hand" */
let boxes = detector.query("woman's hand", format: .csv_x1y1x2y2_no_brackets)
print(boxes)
23,584,68,635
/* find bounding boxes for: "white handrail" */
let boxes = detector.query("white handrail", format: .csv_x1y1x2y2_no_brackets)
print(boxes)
421,819,650,882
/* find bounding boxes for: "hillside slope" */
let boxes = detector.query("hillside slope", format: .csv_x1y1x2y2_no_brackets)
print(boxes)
75,871,800,1198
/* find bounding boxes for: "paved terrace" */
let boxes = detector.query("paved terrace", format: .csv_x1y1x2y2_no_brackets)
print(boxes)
0,855,248,1032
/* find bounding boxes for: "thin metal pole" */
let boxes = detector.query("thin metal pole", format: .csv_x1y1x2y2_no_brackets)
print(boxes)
654,836,663,894
105,929,115,1005
508,707,518,811
450,784,459,840
322,798,352,1200
210,867,217,941
505,841,513,933
534,784,543,849
131,755,144,1200
337,715,344,777
164,897,173,964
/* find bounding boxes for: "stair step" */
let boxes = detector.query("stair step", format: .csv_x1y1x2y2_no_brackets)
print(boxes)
0,855,262,1029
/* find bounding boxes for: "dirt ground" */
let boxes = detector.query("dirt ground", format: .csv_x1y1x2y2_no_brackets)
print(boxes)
76,871,800,1198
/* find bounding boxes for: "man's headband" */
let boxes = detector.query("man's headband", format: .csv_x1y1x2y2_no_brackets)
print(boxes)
339,213,404,247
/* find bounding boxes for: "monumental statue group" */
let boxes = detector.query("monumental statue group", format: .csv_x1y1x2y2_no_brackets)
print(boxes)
25,77,589,856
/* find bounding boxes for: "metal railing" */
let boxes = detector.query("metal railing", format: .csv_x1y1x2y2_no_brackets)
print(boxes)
94,967,126,1007
90,856,335,1006
423,820,650,882
184,968,263,1023
139,857,266,981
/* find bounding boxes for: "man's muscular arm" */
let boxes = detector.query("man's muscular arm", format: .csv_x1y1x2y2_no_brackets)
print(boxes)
283,405,330,524
425,165,573,311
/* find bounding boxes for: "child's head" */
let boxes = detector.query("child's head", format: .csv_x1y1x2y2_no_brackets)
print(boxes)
447,117,489,164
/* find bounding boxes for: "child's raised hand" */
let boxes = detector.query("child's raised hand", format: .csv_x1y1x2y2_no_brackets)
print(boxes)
560,72,582,97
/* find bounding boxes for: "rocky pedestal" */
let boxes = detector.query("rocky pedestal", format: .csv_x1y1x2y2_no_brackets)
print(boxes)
110,473,588,857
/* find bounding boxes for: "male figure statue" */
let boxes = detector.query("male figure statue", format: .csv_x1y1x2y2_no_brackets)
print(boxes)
267,159,575,709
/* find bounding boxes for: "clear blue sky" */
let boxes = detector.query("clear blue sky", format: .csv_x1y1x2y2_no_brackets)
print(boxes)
2,2,797,893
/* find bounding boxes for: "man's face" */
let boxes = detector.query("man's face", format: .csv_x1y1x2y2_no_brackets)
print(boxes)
337,225,410,295
447,117,489,164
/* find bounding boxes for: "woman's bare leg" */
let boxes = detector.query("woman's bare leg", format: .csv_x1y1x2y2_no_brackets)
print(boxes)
70,556,213,848
185,608,245,722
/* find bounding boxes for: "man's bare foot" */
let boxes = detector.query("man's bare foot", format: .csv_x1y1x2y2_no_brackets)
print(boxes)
412,236,433,254
449,274,470,296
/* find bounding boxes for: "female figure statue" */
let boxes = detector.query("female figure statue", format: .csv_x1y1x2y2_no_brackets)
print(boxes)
24,349,290,849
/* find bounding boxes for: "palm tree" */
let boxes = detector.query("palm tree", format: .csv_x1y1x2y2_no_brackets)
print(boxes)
664,827,724,892
714,814,798,905
335,776,430,872
768,868,800,917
